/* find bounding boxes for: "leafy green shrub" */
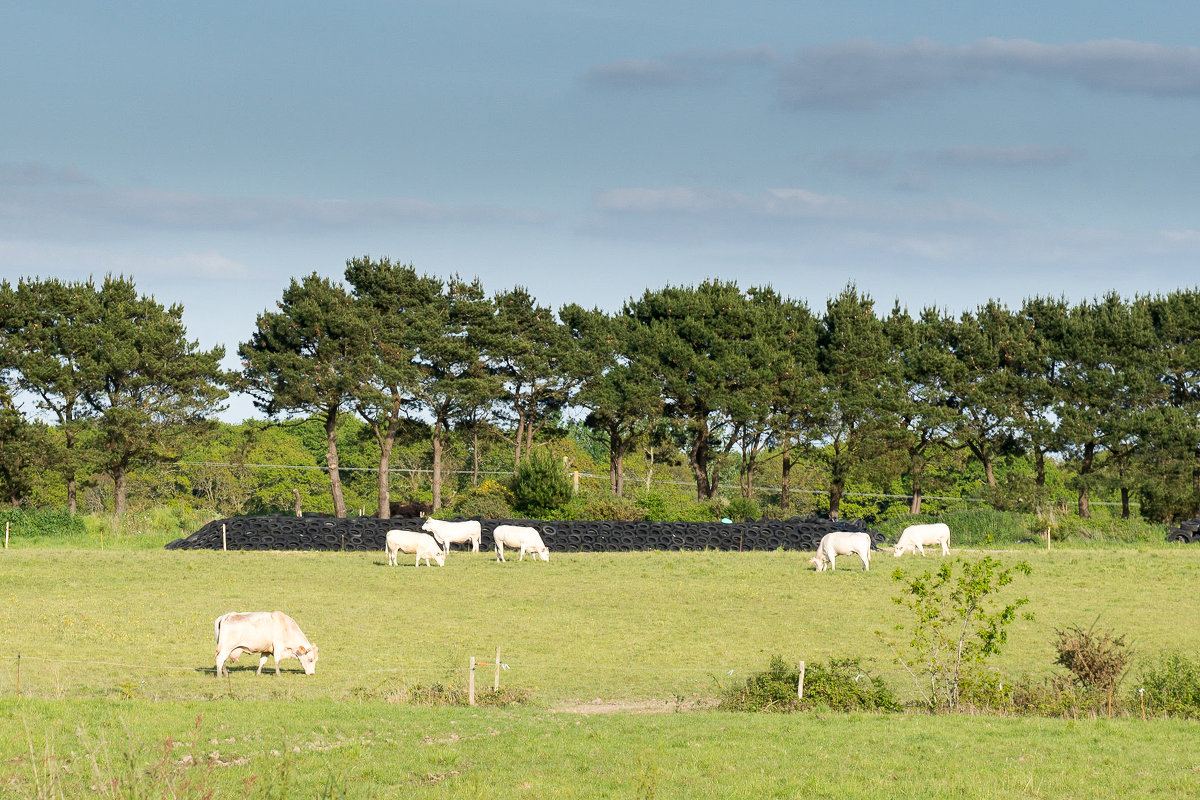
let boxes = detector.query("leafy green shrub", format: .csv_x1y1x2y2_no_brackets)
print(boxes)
724,496,761,522
509,450,572,517
452,479,514,519
554,491,645,521
718,655,900,713
629,487,716,522
1133,651,1200,718
884,556,1032,711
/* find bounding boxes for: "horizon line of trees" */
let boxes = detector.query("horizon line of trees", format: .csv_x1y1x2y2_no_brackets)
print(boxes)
4,263,1200,522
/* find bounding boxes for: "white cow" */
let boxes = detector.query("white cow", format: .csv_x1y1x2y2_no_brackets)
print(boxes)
386,529,446,567
493,524,550,562
421,517,482,554
809,530,872,572
214,611,318,677
893,522,951,557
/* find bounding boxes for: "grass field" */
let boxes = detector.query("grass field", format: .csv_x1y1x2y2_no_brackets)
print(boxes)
2,543,1199,798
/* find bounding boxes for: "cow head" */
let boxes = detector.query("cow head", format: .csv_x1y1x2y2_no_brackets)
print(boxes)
294,644,319,675
420,518,435,533
892,545,908,557
536,547,550,562
433,550,446,567
808,555,827,572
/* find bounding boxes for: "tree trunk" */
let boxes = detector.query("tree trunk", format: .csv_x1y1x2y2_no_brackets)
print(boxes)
780,443,792,512
377,432,395,519
293,488,302,517
910,485,923,515
828,481,843,520
1120,486,1130,520
690,422,713,501
614,451,624,498
967,441,996,487
431,421,444,511
112,462,127,518
324,407,347,518
1034,449,1046,488
472,428,481,486
67,474,77,516
1078,442,1094,519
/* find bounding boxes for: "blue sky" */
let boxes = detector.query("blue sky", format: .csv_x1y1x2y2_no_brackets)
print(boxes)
4,2,1200,420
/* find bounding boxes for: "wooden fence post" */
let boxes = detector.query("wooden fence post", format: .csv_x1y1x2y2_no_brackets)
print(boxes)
468,656,476,705
797,661,805,700
494,647,501,691
4,521,9,549
222,523,227,552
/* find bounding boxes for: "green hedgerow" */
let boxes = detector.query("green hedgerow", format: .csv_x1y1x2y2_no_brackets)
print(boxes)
718,655,901,713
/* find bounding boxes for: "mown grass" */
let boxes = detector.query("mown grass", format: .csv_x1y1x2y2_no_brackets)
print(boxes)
5,698,1199,798
2,544,1199,797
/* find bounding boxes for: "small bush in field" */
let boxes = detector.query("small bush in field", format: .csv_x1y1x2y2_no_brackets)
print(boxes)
1134,651,1200,718
718,656,900,713
1054,622,1131,692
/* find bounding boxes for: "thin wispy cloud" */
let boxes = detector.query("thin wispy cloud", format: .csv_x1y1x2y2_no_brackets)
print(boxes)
586,38,1200,108
0,162,93,187
930,145,1077,167
779,37,1200,108
0,182,549,237
583,46,777,89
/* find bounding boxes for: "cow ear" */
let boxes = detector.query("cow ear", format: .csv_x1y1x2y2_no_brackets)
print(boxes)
295,645,308,655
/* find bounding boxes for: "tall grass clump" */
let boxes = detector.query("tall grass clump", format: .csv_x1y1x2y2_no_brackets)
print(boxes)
0,508,86,540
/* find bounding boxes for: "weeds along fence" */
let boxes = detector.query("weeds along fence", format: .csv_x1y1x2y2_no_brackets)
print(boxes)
164,515,885,553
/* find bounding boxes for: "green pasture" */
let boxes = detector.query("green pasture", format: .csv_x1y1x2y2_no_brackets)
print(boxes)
2,544,1199,797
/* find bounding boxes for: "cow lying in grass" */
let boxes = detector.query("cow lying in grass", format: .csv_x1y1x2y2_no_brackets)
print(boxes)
809,530,872,572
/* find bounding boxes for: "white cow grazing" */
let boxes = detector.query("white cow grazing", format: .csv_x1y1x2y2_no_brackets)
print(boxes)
809,530,872,572
421,517,482,554
214,611,318,677
493,524,550,562
893,522,951,557
386,529,446,567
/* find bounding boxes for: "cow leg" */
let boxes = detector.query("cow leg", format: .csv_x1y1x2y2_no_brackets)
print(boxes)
216,649,228,677
256,653,270,675
496,543,505,562
916,543,926,556
941,541,950,555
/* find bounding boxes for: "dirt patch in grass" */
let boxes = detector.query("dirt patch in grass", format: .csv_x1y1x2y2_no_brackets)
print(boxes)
552,697,718,714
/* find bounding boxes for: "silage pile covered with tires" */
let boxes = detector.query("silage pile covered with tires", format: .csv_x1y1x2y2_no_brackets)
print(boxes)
165,515,884,553
1166,517,1200,543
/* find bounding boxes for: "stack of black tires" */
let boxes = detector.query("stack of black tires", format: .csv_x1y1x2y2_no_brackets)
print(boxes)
1166,518,1200,544
165,515,885,553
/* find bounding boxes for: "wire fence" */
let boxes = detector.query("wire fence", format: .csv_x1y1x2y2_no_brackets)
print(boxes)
171,460,1013,508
